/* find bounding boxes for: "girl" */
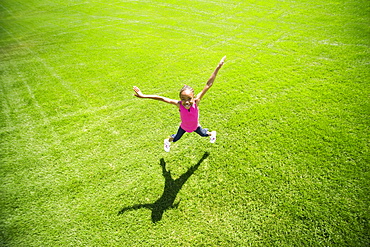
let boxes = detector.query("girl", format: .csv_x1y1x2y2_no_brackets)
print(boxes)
133,56,226,152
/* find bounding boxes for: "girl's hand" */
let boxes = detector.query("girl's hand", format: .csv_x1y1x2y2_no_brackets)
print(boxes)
218,56,226,67
133,86,145,98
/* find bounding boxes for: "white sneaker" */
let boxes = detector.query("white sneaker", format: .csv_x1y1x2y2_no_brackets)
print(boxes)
164,139,171,152
210,131,217,143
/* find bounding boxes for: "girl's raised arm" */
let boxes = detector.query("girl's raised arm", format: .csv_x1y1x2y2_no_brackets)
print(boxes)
133,86,179,106
196,56,226,103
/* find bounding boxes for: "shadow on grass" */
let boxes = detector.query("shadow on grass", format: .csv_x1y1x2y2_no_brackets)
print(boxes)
118,152,210,223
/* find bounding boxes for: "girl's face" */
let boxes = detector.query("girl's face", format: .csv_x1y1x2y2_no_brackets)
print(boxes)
180,89,195,109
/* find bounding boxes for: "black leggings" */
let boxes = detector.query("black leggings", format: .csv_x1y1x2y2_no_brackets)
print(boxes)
171,126,209,142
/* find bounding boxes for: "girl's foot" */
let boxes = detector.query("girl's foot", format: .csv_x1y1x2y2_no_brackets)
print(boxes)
210,131,217,143
164,139,171,152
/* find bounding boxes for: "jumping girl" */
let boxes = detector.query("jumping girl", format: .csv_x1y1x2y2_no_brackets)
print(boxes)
133,56,226,152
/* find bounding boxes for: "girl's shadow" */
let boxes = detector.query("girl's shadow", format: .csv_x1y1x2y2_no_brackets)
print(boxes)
118,152,210,223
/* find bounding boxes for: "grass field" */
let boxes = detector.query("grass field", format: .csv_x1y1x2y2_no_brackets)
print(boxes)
1,0,369,246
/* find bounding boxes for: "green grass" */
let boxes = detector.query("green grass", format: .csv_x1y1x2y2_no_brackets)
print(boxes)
1,0,369,246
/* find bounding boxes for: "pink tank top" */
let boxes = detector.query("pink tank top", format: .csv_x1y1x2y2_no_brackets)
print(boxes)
179,102,199,132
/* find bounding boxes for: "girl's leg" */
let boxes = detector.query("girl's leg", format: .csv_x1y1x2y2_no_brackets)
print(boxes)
195,126,210,137
164,127,186,152
171,127,186,142
195,127,216,143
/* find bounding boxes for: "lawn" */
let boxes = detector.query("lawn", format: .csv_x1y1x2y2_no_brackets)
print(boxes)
0,0,369,246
